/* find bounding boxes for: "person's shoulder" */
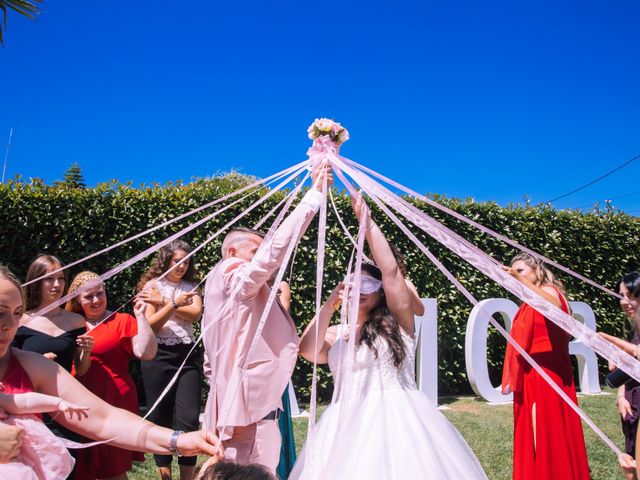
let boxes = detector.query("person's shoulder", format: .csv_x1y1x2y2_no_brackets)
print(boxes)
180,279,199,291
220,257,246,275
19,312,37,327
540,284,563,302
62,310,87,330
142,278,159,290
114,311,136,324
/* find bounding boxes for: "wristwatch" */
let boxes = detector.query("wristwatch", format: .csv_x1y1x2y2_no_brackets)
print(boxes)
169,430,184,456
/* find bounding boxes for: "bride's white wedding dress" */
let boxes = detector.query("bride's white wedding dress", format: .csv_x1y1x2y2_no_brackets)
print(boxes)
290,328,488,480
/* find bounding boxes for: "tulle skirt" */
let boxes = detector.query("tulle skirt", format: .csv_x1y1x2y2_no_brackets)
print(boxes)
290,389,487,480
0,415,74,480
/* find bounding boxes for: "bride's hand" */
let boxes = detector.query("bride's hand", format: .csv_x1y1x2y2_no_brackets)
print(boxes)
326,283,345,312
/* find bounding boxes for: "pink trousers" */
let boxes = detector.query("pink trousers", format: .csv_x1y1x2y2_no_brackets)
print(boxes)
223,419,282,473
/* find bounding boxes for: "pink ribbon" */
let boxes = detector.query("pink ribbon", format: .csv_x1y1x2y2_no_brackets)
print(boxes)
32,164,309,318
333,158,621,456
342,157,621,299
23,161,307,287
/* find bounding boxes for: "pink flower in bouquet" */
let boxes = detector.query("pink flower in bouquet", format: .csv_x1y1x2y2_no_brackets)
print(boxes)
307,118,350,145
317,118,334,132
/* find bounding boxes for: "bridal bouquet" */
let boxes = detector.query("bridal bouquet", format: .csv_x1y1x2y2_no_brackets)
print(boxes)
307,118,350,145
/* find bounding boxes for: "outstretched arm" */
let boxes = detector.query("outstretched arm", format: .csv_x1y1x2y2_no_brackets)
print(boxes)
16,349,222,458
353,194,414,335
232,165,333,300
0,390,89,418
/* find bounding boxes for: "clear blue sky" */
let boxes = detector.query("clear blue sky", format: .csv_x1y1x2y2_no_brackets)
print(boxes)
1,0,639,212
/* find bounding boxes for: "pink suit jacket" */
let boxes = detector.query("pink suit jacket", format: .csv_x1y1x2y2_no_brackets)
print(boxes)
202,190,323,437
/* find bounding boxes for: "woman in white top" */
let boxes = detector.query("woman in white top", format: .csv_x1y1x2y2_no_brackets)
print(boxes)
137,240,202,480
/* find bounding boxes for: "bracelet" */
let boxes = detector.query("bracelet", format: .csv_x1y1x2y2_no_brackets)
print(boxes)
171,298,178,309
169,429,184,456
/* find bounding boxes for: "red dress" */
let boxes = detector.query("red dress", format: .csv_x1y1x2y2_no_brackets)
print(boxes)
502,287,590,480
74,313,145,479
1,351,75,480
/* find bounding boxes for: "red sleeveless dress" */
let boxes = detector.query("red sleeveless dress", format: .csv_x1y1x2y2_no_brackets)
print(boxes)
502,287,590,480
1,350,75,479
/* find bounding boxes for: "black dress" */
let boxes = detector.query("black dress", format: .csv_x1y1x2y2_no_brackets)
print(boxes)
12,326,86,372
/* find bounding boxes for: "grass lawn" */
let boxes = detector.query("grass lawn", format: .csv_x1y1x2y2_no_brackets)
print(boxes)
130,389,624,479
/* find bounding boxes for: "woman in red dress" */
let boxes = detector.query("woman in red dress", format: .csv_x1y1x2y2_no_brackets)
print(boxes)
502,253,590,480
65,271,158,480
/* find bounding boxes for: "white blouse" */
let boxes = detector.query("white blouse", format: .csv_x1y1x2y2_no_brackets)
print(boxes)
154,278,198,345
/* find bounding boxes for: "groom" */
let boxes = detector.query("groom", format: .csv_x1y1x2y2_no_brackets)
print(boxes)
202,164,332,472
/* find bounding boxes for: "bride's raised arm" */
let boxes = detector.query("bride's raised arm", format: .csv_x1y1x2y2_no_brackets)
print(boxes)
299,283,344,363
353,194,414,336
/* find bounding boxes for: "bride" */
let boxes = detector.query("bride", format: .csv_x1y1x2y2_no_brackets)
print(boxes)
290,194,488,480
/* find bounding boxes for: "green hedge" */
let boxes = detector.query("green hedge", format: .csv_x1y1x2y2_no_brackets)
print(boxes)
2,175,639,402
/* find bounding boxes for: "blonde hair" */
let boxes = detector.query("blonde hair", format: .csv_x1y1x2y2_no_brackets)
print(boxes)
510,252,567,297
65,271,101,314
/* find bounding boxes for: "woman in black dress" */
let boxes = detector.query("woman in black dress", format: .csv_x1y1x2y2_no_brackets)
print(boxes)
14,255,93,373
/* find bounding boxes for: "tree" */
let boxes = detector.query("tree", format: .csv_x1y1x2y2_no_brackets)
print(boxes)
55,163,87,189
0,0,41,46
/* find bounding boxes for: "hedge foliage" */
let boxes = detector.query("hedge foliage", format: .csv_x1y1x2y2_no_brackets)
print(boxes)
2,174,639,403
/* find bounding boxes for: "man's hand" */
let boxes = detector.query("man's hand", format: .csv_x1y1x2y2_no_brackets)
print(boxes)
312,163,334,191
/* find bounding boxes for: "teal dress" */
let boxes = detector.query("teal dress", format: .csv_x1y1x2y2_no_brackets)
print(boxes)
277,387,296,479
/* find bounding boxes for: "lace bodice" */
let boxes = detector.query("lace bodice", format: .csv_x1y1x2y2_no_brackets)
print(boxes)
328,327,417,401
154,278,197,345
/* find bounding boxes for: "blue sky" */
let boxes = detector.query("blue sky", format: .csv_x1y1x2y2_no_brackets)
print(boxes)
1,0,639,212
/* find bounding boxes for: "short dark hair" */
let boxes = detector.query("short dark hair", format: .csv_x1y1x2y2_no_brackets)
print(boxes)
199,460,276,480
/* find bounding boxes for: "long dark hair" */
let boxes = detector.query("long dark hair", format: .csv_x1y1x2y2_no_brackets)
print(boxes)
358,263,407,368
137,240,196,291
24,254,67,311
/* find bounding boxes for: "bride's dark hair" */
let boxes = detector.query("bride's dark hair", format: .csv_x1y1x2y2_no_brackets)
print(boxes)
358,263,407,368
